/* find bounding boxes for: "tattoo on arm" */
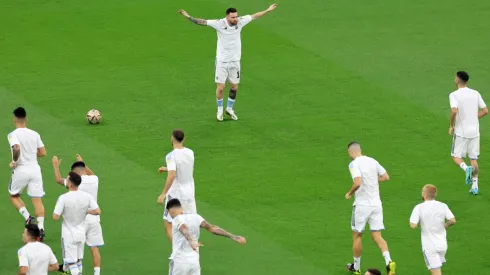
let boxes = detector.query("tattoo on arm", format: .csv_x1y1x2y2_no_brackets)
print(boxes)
179,224,195,243
12,145,20,161
188,17,207,26
201,220,236,239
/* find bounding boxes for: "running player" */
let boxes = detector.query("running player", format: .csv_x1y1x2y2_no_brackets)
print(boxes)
52,155,104,275
449,71,488,195
18,224,59,275
157,130,197,242
166,198,246,275
410,184,456,275
7,107,47,240
178,4,278,121
53,172,101,275
345,142,396,275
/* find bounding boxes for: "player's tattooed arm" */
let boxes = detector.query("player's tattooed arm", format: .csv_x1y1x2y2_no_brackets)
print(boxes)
178,9,207,26
11,144,20,162
445,217,456,228
179,224,201,251
201,220,247,244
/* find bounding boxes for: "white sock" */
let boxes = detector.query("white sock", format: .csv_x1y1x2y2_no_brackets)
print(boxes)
383,251,392,265
460,163,468,171
77,260,83,273
69,264,81,275
37,217,44,230
19,207,30,220
94,267,101,275
472,177,478,189
353,257,361,271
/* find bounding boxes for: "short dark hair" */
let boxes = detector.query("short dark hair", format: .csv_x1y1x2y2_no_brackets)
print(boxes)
367,268,382,275
13,107,27,119
68,172,82,187
347,141,360,149
71,161,86,171
226,7,237,14
172,129,185,143
456,71,469,83
166,198,182,210
25,224,40,239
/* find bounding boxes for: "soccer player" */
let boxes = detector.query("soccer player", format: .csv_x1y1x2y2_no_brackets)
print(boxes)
178,4,278,121
166,198,246,275
53,172,101,275
7,107,47,240
449,71,488,195
365,269,382,275
157,130,197,243
345,142,396,275
409,184,456,275
18,224,59,275
52,155,104,275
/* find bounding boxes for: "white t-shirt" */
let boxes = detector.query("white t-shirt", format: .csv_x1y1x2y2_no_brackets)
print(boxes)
166,148,195,200
65,175,100,222
409,200,455,252
449,87,486,138
349,156,387,207
207,15,253,62
171,214,204,263
54,190,99,239
7,128,44,166
18,242,57,275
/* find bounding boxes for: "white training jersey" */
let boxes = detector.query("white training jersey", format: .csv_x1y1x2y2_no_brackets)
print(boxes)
18,242,57,275
349,156,387,207
54,190,99,239
449,87,486,138
7,128,44,166
166,148,195,200
409,200,455,252
65,175,100,223
207,15,253,63
171,214,204,263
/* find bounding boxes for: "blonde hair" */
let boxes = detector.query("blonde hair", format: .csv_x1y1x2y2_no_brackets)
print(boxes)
423,184,437,199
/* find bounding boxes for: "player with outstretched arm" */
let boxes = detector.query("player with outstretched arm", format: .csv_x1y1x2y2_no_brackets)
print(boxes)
178,4,277,121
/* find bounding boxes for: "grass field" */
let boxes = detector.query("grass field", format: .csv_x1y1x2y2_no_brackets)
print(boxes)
1,0,490,274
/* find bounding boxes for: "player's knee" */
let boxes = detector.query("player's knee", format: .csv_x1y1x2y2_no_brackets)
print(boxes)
229,88,238,99
216,84,225,92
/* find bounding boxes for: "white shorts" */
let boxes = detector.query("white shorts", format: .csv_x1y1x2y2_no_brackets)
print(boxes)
215,61,241,84
169,260,200,275
62,234,85,264
163,195,197,223
451,135,480,160
85,221,104,247
351,205,384,233
8,165,44,197
423,249,446,270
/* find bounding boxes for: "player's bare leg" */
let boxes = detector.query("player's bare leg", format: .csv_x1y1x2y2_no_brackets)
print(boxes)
347,231,362,273
430,268,442,275
31,197,45,240
10,195,34,224
164,220,172,242
452,157,473,185
226,83,239,120
469,159,479,194
91,247,101,275
216,83,225,121
371,231,396,275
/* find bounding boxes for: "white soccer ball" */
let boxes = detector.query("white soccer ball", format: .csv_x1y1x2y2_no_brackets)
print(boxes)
86,109,101,124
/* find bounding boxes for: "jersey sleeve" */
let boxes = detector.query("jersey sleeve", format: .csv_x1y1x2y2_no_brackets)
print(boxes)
376,161,387,176
37,133,45,148
449,93,458,108
89,197,100,210
174,215,185,230
8,132,20,147
18,247,28,267
166,153,176,171
409,205,420,224
206,19,220,30
53,196,64,215
196,214,205,225
478,92,487,109
48,248,58,265
445,204,455,220
239,15,253,27
349,161,361,179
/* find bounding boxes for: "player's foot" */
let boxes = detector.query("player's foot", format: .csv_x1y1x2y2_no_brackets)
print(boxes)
25,216,35,225
226,108,238,120
465,166,473,185
38,229,45,242
217,108,224,122
346,263,360,274
470,188,479,195
386,260,396,275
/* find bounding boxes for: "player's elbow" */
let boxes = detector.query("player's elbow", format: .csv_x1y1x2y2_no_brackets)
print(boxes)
18,267,28,275
37,147,46,157
409,223,417,229
48,263,59,272
482,108,488,115
12,144,20,154
52,214,60,221
450,217,456,225
382,173,390,181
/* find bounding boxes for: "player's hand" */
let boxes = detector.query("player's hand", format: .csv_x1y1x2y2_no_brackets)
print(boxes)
267,4,278,12
157,194,166,205
76,154,83,162
9,161,16,169
345,193,352,200
448,127,454,136
52,156,62,167
190,241,203,251
233,236,247,245
178,9,190,18
158,166,168,173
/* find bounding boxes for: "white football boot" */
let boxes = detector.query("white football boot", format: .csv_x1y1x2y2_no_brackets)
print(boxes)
226,108,238,120
217,107,224,122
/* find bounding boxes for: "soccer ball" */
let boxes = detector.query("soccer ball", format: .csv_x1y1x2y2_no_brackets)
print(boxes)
86,109,101,124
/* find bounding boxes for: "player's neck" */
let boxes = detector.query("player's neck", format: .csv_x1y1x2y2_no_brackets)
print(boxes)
15,123,26,128
457,84,467,89
173,143,184,149
68,187,79,192
26,239,38,243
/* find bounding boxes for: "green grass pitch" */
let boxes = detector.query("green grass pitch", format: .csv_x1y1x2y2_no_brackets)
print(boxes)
1,0,490,274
